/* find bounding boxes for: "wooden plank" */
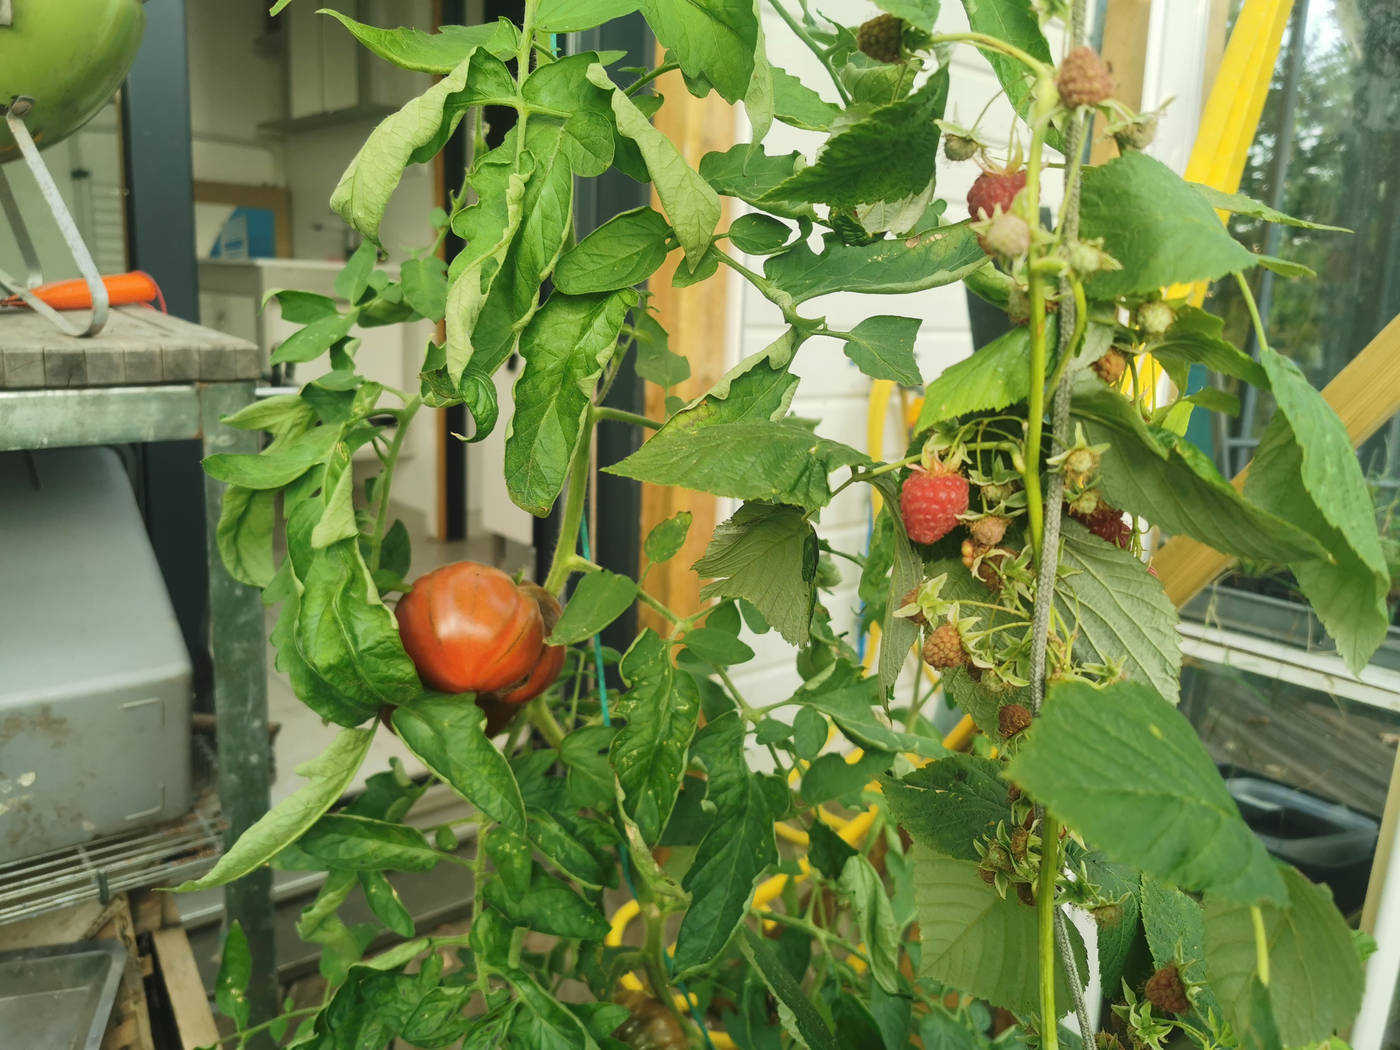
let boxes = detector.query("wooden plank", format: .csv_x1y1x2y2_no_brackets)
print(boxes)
1156,312,1400,607
151,926,222,1050
637,67,734,630
1089,0,1151,165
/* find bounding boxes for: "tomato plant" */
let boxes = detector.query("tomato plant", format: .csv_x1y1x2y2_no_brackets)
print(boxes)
193,1,1383,1048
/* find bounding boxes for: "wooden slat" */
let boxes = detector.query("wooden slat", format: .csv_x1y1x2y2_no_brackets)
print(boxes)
1089,0,1151,166
637,68,735,629
151,926,222,1050
1157,312,1400,607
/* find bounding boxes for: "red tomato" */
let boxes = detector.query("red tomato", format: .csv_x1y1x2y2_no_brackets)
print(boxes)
493,583,566,705
395,562,544,694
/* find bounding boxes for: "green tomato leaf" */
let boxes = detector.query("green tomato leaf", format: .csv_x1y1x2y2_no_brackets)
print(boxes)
839,314,923,385
807,817,858,880
727,213,793,255
271,312,357,365
590,64,721,268
633,312,689,389
838,854,904,995
554,207,672,295
216,486,276,587
770,64,840,130
507,969,603,1050
1190,183,1350,232
674,712,778,974
298,814,440,872
699,144,818,220
400,255,448,321
802,749,890,805
537,0,641,31
1205,866,1364,1048
507,289,636,515
484,870,610,940
173,728,375,891
310,461,357,549
549,570,639,645
1007,679,1288,903
682,627,755,666
912,844,1087,1015
643,510,693,563
220,392,317,437
640,0,759,103
214,923,252,1028
882,755,1013,861
764,225,986,303
358,871,414,937
610,630,701,843
1055,519,1181,701
320,10,518,72
1242,349,1390,673
693,502,818,646
737,926,840,1050
521,52,619,177
917,326,1030,431
392,695,528,835
791,668,944,757
763,69,947,209
1079,151,1260,297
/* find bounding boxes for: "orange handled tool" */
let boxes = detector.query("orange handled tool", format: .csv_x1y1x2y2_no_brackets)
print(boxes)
2,270,166,312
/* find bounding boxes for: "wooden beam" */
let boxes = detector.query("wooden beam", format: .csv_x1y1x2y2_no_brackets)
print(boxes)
1156,312,1400,608
151,926,222,1050
1090,0,1151,165
636,69,735,630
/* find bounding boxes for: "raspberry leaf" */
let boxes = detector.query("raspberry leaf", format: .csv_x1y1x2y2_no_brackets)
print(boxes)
882,755,1012,861
1007,680,1288,904
956,0,1055,140
1204,866,1364,1048
1190,183,1351,232
868,476,923,687
838,315,924,385
770,65,841,131
1055,519,1181,701
911,845,1088,1014
1139,874,1222,1015
916,326,1031,431
1079,151,1260,297
1149,307,1270,391
693,503,819,645
764,222,985,303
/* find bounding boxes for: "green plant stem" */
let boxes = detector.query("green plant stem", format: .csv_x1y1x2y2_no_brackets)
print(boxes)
594,405,663,430
222,1006,323,1045
544,425,594,595
766,0,851,105
1250,905,1271,986
626,60,679,96
526,695,567,748
927,32,1053,77
368,396,422,574
1236,271,1271,353
511,0,539,166
1021,80,1058,559
714,251,802,324
1037,814,1062,1050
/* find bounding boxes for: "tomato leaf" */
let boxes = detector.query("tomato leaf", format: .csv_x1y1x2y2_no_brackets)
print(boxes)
297,814,440,872
738,926,840,1050
216,486,276,587
554,207,672,295
320,10,518,72
549,570,638,645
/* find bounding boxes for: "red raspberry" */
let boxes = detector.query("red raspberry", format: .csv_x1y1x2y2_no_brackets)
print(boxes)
922,624,967,669
1145,964,1190,1015
1057,46,1115,107
900,467,969,544
967,169,1027,221
1091,348,1127,385
1069,503,1132,549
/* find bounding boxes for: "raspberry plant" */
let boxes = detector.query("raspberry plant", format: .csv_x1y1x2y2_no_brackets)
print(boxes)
194,1,1381,1048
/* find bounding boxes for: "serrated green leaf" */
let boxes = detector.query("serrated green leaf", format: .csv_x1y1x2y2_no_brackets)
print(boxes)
643,510,692,563
641,0,758,103
765,70,946,209
1007,679,1287,903
876,0,941,23
555,207,672,295
485,869,610,940
839,315,923,385
1150,308,1269,390
1205,866,1364,1048
320,10,518,72
1056,519,1181,700
868,475,922,688
802,749,891,805
839,854,903,995
174,728,375,891
674,712,777,974
610,630,700,844
1243,349,1389,673
522,53,619,177
692,502,817,645
400,256,448,321
216,486,276,587
1139,873,1217,1011
912,844,1087,1014
506,289,635,514
917,327,1030,430
271,312,356,365
699,144,817,220
549,570,638,645
882,755,1012,861
1080,151,1259,297
765,224,986,303
739,927,840,1050
590,64,720,267
392,696,527,834
770,64,840,130
957,0,1052,124
1191,183,1350,232
537,0,640,31
1071,375,1328,564
791,671,944,757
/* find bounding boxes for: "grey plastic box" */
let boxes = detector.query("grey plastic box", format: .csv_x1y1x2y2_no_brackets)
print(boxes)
0,447,192,864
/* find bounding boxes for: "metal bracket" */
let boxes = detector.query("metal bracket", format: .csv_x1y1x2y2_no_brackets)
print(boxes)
0,103,109,337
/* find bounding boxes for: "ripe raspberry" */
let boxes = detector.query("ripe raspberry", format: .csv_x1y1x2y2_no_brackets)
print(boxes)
1145,964,1190,1015
1115,114,1158,151
923,624,967,669
1057,46,1115,107
1091,348,1127,385
901,467,969,544
998,702,1032,738
944,134,978,162
1138,299,1176,335
1008,827,1029,861
968,169,1027,221
856,13,903,64
1069,503,1132,549
899,587,928,627
1015,881,1036,907
977,210,1031,259
968,515,1009,547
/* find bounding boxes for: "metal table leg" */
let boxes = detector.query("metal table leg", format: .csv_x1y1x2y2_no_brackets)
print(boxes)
200,381,278,1042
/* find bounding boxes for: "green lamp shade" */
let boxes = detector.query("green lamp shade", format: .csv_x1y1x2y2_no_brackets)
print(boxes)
0,0,146,159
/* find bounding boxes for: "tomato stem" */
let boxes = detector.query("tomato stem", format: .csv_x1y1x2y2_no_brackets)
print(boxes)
368,395,422,575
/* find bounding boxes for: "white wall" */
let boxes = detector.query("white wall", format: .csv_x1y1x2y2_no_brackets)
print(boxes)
724,1,1066,710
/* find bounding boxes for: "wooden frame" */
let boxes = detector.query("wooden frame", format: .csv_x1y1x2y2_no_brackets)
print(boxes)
192,179,294,259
